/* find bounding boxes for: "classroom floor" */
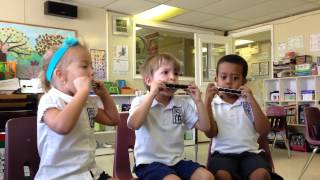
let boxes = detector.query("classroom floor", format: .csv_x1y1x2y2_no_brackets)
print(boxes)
96,143,320,180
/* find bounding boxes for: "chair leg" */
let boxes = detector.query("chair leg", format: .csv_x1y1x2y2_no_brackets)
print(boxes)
298,147,319,180
281,133,291,158
272,132,277,150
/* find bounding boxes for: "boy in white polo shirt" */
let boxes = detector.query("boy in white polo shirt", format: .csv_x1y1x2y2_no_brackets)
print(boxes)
128,53,214,180
204,54,271,180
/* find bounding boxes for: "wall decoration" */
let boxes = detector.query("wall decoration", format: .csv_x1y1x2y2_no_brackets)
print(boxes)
90,49,106,80
259,61,269,76
251,63,260,76
0,21,76,79
112,16,130,36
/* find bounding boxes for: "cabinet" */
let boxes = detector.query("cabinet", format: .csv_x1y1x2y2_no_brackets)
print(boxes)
263,75,320,126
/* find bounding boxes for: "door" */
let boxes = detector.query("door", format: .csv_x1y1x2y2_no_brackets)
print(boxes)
195,33,232,89
194,33,232,142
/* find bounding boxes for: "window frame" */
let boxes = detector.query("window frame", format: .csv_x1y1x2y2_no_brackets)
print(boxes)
132,19,213,81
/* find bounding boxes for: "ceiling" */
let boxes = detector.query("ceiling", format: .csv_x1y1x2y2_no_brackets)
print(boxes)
67,0,320,31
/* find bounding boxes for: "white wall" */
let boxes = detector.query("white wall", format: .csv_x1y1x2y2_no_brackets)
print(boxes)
0,0,106,50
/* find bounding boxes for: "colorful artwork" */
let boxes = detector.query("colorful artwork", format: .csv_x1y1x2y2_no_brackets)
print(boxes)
0,21,76,79
90,49,106,80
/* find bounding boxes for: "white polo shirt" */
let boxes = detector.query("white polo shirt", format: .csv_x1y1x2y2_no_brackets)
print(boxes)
36,87,103,180
210,95,261,154
128,95,198,166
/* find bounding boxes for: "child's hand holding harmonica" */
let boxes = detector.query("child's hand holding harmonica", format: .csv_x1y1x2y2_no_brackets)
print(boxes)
91,80,110,97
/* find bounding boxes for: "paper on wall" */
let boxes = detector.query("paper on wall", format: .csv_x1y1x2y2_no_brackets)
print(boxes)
310,33,320,52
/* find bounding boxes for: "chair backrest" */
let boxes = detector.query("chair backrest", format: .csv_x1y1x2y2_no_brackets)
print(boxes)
266,106,287,131
207,135,275,172
113,112,136,179
4,116,40,180
304,107,320,146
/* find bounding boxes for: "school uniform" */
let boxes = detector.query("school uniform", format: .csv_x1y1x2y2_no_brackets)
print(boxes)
208,95,270,179
36,87,106,180
128,95,202,180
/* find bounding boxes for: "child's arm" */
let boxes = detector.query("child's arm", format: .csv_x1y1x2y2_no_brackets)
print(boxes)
240,85,271,136
42,77,91,135
204,83,218,138
94,81,120,126
128,80,162,130
187,83,211,133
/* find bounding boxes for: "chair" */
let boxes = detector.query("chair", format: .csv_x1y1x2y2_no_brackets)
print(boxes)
113,112,136,180
207,135,275,172
4,116,40,180
298,107,320,180
266,106,291,158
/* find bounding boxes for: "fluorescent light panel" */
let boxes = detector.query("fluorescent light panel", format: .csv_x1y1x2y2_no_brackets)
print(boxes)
235,39,254,46
135,5,185,21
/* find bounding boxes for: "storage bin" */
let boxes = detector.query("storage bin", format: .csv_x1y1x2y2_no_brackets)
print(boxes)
301,90,315,101
284,92,296,101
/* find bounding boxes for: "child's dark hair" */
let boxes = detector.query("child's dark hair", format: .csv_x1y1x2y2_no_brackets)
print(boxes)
140,53,182,90
216,54,248,79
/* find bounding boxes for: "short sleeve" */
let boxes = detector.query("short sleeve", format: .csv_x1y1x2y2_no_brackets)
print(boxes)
37,94,60,123
181,99,198,129
127,96,144,128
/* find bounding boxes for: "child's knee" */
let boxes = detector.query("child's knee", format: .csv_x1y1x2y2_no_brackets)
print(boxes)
215,170,232,180
191,167,215,180
249,168,271,180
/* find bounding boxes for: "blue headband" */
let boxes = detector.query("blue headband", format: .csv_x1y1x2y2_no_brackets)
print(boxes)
46,36,79,82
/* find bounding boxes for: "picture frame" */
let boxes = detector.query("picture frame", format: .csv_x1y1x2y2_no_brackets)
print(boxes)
112,16,130,36
0,20,76,79
259,61,269,76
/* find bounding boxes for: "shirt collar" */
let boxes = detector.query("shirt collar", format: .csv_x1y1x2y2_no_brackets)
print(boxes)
150,96,180,109
213,95,244,106
49,87,73,103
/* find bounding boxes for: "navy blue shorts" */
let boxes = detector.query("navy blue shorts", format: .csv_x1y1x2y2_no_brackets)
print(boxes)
207,151,271,180
135,160,203,180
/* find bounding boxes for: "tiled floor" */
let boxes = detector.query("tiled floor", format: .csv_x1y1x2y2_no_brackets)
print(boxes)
96,143,320,180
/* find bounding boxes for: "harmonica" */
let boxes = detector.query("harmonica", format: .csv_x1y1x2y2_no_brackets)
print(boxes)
218,87,241,95
91,81,100,89
165,83,188,90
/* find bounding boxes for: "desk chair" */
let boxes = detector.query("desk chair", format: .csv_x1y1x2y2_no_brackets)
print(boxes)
4,116,40,180
113,112,136,180
298,107,320,180
266,106,291,158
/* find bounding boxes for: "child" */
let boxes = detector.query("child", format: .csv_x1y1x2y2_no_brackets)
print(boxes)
128,53,214,180
204,54,271,180
36,36,120,179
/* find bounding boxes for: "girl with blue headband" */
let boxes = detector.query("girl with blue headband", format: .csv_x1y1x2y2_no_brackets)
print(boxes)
36,37,120,180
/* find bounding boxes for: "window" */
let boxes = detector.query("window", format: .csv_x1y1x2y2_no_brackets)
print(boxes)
135,24,195,78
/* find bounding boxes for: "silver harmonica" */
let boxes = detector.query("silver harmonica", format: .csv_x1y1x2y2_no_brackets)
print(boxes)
165,83,188,90
217,87,241,95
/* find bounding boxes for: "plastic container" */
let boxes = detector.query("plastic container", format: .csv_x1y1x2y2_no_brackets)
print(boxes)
301,90,315,101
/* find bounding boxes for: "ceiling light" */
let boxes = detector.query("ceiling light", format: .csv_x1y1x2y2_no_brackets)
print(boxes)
235,39,254,46
135,5,185,21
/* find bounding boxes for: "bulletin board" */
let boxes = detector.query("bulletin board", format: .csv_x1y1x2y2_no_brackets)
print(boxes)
0,21,76,79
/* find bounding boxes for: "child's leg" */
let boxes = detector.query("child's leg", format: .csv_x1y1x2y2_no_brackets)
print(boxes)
207,152,241,180
240,152,271,180
190,167,215,180
173,160,214,180
135,162,180,180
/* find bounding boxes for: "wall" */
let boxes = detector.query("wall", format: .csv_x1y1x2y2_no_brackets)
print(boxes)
0,0,106,55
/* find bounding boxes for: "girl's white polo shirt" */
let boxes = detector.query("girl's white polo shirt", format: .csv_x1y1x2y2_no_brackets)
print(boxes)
36,87,103,180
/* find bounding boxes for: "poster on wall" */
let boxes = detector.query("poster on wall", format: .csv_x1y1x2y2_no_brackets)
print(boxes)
90,49,106,80
112,45,128,74
309,33,320,52
0,21,76,80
